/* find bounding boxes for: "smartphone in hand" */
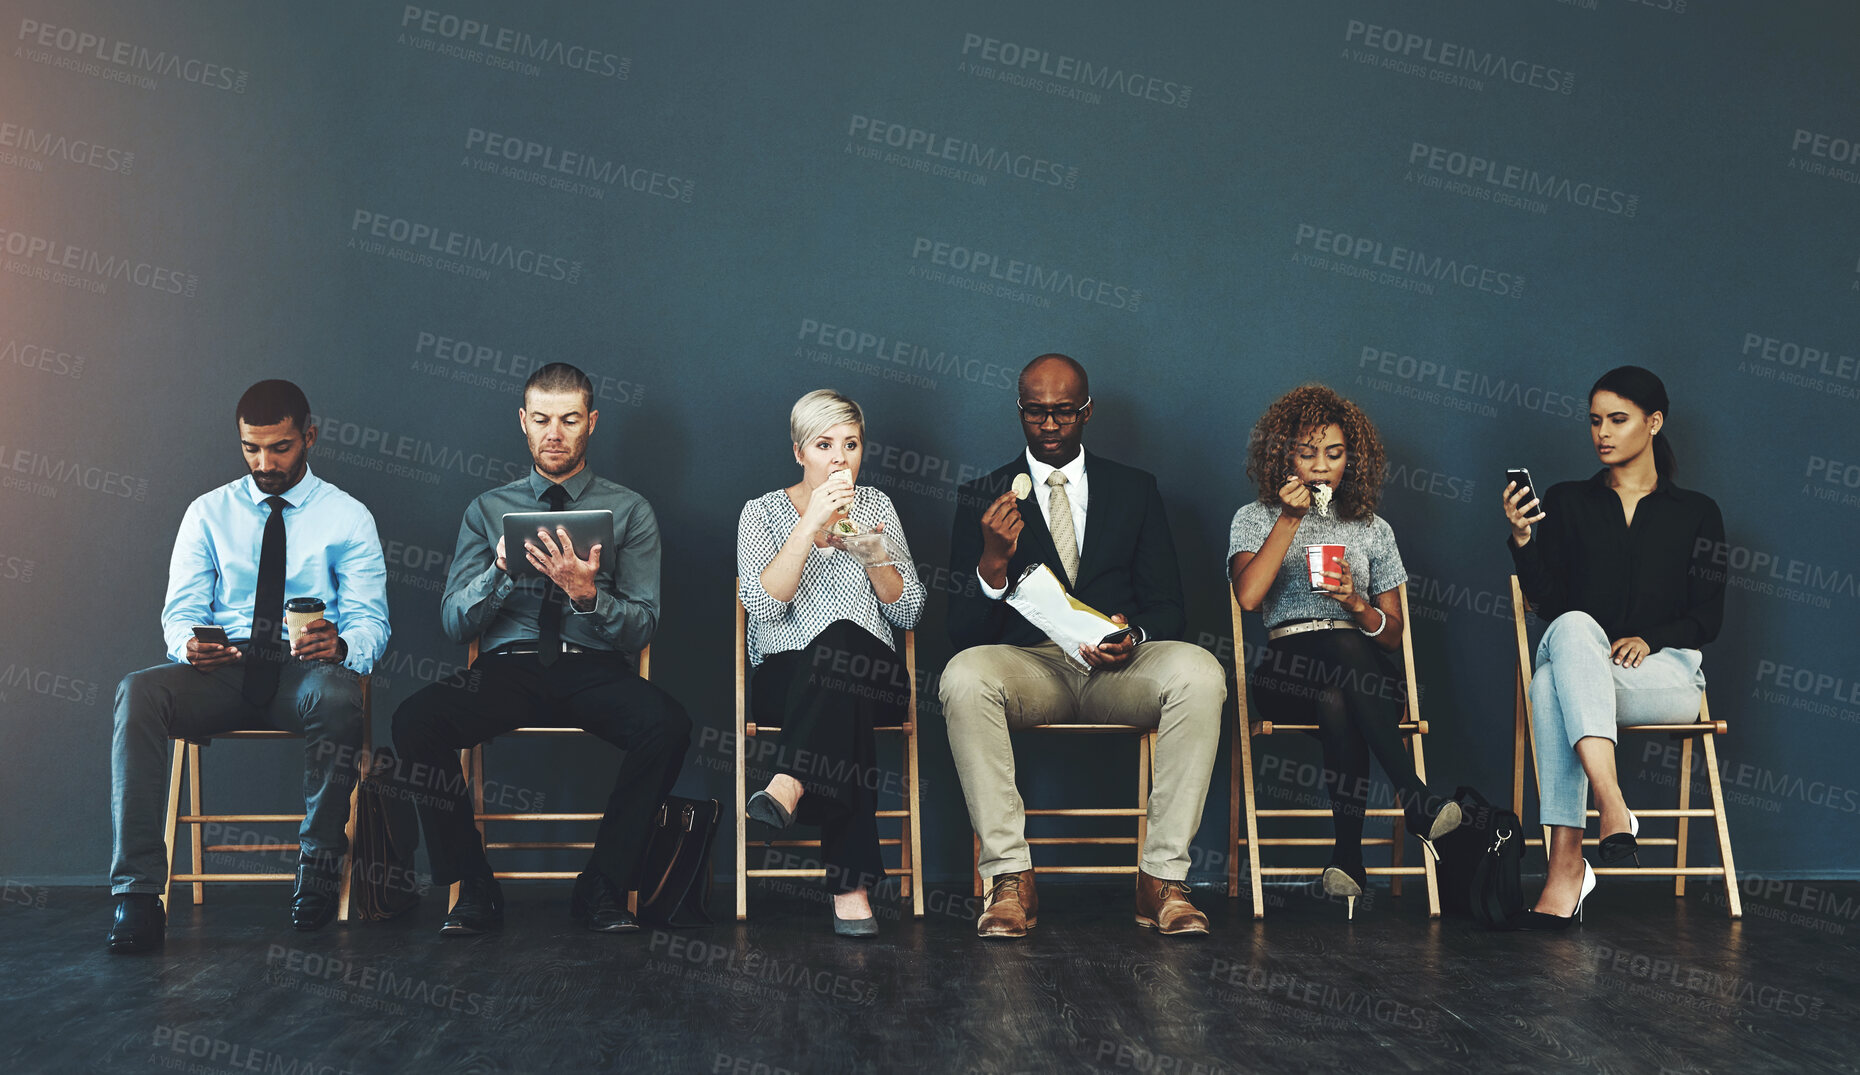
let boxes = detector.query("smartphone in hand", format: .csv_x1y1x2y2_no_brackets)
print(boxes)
1505,468,1536,507
192,625,231,646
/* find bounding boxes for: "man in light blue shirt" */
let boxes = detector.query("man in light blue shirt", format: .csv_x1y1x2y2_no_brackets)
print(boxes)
108,380,390,953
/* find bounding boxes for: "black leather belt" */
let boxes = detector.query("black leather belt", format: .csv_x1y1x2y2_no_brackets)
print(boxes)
484,640,604,657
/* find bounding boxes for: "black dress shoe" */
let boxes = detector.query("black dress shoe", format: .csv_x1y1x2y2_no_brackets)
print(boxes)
291,853,344,932
108,893,165,954
570,870,639,933
440,876,505,936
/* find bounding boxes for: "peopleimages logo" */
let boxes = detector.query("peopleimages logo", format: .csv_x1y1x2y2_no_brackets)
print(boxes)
908,236,1143,312
463,127,693,203
0,443,150,501
309,412,531,487
399,6,629,80
349,210,581,285
1788,128,1860,186
796,318,1017,391
0,118,134,174
0,224,198,297
1407,141,1638,217
15,18,247,92
847,114,1078,189
957,33,1192,108
1343,19,1574,94
1293,224,1526,299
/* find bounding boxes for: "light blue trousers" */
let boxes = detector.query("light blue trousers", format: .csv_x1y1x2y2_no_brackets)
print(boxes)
1528,611,1704,829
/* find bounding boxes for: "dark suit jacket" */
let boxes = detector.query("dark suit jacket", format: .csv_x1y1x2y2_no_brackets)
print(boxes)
947,451,1186,652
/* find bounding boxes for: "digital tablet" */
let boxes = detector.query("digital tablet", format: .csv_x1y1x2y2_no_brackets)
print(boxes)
501,509,613,580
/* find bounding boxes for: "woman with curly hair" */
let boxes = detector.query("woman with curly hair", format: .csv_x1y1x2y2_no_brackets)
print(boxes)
1227,385,1463,918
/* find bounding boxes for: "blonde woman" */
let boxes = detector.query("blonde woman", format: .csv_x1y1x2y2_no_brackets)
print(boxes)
737,390,924,936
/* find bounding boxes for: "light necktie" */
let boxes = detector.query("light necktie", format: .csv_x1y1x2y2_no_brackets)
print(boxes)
242,495,289,706
535,483,570,666
1046,472,1079,586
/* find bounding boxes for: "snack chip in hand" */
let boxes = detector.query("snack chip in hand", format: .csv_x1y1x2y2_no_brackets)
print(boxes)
1310,482,1333,517
1012,472,1033,500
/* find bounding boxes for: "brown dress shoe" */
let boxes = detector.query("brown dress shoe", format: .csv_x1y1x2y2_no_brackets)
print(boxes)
1135,870,1210,936
976,869,1038,938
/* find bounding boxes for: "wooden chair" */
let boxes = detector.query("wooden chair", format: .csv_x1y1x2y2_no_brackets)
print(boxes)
458,640,650,902
968,724,1159,898
162,677,371,922
735,581,925,920
1508,575,1741,917
1226,584,1441,919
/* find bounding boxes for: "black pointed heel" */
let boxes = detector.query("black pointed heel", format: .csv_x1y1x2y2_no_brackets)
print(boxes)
1599,811,1640,865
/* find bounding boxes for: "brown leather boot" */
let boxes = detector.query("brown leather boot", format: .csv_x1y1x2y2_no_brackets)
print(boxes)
1135,870,1210,936
976,869,1038,938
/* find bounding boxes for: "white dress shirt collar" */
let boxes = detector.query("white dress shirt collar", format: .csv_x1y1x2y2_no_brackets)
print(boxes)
1024,447,1086,491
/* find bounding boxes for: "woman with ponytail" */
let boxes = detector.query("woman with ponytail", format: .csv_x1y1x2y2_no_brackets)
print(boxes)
1499,366,1726,930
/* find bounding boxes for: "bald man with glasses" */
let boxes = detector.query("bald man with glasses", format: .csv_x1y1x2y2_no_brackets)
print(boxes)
942,354,1225,939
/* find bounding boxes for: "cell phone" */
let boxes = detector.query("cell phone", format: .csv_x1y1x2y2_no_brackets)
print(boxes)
1505,468,1536,507
1098,626,1136,647
192,625,231,646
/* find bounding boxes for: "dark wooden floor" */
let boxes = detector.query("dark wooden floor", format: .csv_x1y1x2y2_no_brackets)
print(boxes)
2,878,1855,1074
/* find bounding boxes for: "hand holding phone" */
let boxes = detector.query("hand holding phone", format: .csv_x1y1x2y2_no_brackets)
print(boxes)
1503,467,1546,545
187,625,241,670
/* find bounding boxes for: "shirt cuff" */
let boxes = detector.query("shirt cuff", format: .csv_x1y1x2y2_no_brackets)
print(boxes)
976,567,1007,600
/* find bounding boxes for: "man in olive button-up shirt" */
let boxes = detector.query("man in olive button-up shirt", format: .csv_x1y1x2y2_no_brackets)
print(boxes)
392,362,691,937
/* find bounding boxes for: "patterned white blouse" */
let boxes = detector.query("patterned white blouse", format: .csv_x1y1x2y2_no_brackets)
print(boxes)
737,486,925,667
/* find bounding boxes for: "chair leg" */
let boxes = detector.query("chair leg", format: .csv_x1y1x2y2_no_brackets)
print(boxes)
734,729,749,922
188,743,205,906
1675,738,1695,898
1239,723,1265,919
972,833,983,900
1227,719,1242,900
338,719,369,924
449,747,470,910
1130,730,1154,886
162,742,185,911
906,724,925,919
1390,731,1410,900
1701,732,1741,919
1410,733,1440,919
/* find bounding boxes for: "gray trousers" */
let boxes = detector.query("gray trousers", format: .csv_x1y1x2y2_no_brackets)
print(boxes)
941,640,1226,882
110,658,366,895
1529,611,1704,829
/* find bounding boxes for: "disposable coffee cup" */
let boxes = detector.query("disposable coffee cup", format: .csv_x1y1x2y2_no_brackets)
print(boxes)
285,597,327,644
1305,544,1346,593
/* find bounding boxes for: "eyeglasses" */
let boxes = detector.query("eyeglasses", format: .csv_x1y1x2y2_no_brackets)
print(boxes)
1017,398,1091,426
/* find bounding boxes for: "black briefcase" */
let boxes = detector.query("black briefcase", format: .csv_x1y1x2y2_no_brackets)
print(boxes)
1435,785,1524,928
635,796,720,928
350,746,425,922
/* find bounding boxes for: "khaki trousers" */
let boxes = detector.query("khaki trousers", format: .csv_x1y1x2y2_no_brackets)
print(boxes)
940,640,1225,882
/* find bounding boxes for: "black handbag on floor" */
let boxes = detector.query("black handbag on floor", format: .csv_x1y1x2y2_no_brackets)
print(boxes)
636,796,720,928
350,746,424,922
1435,785,1524,928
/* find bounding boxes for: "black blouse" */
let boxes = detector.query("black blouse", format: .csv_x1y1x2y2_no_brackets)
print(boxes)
1508,470,1725,653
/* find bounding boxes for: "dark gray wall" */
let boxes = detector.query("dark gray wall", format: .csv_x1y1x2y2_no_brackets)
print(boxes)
3,1,1856,887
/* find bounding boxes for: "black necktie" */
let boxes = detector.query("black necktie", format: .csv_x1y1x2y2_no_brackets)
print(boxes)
536,483,569,666
243,495,288,705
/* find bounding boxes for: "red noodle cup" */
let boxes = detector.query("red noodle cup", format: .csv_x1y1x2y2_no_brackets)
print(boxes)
1305,544,1345,592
